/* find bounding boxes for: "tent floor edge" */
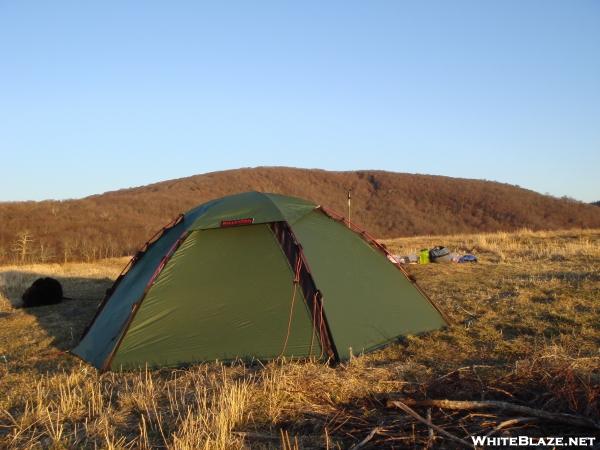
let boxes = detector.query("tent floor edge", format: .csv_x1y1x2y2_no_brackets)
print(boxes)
269,221,340,363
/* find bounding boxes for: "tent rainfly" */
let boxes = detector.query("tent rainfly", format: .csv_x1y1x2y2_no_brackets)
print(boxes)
72,192,447,370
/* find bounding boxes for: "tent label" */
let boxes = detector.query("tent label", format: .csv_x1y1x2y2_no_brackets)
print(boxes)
220,218,254,227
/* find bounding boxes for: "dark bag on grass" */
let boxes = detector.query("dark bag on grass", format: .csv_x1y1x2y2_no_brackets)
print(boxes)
429,246,450,262
22,277,64,307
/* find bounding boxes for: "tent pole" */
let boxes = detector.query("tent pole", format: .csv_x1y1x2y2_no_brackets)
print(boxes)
347,190,351,227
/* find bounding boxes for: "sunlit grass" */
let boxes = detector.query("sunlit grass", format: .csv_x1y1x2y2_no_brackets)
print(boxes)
1,229,598,448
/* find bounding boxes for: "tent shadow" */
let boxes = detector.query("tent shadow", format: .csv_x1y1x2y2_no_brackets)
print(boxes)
0,270,113,351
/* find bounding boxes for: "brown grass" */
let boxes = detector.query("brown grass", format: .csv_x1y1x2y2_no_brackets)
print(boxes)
1,229,599,449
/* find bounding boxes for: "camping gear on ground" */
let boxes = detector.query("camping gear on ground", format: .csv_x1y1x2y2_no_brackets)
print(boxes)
396,254,419,264
430,252,460,264
429,246,451,262
387,254,401,264
21,277,64,308
394,255,406,264
419,249,430,264
458,254,478,263
73,192,447,371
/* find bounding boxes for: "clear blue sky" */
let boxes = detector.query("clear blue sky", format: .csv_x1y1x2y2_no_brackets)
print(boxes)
1,1,598,202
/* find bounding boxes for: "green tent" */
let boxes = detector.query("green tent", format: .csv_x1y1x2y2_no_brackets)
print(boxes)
73,192,447,370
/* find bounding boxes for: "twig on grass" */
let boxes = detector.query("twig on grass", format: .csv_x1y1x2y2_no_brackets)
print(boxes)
483,417,538,438
426,407,435,448
388,398,600,430
388,400,474,448
348,427,381,450
435,365,495,382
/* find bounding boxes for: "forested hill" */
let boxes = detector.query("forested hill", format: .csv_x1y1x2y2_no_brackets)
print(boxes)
1,167,599,264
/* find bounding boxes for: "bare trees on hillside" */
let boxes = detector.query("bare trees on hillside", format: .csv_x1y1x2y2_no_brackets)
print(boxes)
1,168,600,265
2,229,129,265
12,230,34,263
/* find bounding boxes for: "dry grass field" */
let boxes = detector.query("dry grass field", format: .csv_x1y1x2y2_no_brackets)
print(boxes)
0,229,598,449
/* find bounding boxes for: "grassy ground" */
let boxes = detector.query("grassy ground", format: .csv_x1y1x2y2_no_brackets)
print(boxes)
0,229,598,449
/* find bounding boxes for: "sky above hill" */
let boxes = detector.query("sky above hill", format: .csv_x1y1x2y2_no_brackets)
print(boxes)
0,1,598,202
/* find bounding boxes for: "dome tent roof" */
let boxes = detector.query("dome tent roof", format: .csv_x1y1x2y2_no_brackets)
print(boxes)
186,191,317,230
73,191,447,370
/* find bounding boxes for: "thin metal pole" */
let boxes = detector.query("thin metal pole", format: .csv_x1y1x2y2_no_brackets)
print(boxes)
347,190,351,226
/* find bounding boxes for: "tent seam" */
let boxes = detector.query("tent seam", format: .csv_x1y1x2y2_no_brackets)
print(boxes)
260,192,317,225
268,221,340,362
100,229,192,372
75,214,185,346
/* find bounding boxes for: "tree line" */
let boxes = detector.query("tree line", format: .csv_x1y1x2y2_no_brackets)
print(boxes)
2,167,600,265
